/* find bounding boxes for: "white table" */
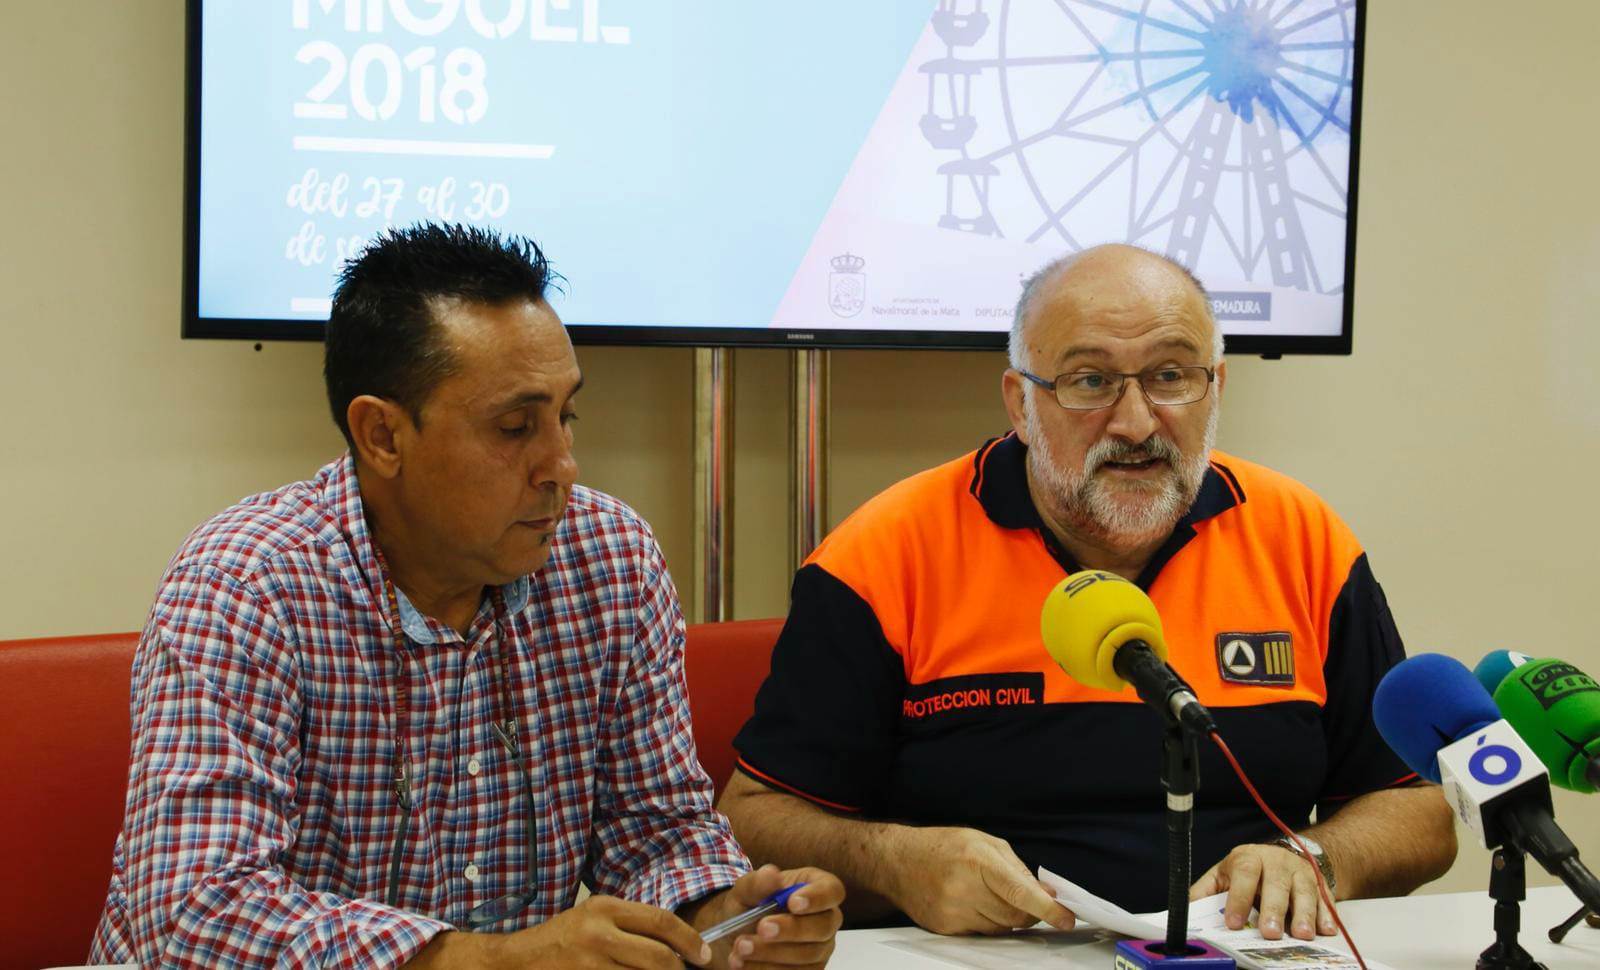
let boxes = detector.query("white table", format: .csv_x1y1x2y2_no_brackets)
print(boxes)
828,886,1600,968
51,888,1599,969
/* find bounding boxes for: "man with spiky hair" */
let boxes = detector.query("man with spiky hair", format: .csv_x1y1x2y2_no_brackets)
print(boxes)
90,224,843,969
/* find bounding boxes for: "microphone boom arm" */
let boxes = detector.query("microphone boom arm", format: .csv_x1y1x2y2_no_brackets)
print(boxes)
1112,640,1219,736
1502,800,1600,914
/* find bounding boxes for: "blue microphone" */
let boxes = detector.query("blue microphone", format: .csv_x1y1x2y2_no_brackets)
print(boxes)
1372,653,1500,784
1373,654,1600,913
1472,649,1533,697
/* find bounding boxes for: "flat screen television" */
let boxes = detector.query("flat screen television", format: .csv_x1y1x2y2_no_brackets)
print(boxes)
184,0,1366,354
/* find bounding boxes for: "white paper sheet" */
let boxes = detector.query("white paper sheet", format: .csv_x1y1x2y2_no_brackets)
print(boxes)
1036,866,1190,938
1036,866,1395,970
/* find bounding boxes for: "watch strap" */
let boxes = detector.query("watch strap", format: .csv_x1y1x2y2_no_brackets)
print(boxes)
1271,835,1336,893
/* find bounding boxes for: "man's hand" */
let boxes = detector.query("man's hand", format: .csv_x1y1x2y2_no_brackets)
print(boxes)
409,894,713,969
685,864,845,970
886,826,1076,936
1191,844,1335,941
505,895,713,968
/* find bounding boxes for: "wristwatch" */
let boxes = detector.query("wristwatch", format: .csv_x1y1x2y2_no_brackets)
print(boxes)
1271,834,1337,894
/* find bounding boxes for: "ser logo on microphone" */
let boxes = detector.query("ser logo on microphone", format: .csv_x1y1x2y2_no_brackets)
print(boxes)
1060,570,1123,598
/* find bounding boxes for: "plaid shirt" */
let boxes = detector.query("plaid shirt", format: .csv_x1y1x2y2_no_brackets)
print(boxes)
89,455,747,968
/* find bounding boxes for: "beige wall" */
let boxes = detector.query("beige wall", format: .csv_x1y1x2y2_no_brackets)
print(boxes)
4,2,1597,897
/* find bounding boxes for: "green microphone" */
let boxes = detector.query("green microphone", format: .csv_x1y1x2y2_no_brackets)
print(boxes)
1491,657,1600,794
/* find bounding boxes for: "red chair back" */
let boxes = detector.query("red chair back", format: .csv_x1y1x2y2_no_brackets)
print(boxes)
0,633,138,970
682,619,783,798
0,620,779,968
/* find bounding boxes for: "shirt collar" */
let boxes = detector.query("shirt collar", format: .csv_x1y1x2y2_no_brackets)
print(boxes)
392,576,531,645
324,452,385,605
321,452,533,644
970,432,1242,579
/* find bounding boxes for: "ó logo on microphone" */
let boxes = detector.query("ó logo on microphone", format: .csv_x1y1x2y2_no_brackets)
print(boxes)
1468,735,1523,786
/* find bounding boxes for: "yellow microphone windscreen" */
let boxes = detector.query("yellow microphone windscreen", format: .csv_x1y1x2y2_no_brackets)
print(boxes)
1039,570,1168,691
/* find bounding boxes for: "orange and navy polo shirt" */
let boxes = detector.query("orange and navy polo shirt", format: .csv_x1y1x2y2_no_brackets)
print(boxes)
733,433,1415,913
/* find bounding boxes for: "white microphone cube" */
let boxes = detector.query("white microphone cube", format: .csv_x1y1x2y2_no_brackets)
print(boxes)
1436,719,1551,849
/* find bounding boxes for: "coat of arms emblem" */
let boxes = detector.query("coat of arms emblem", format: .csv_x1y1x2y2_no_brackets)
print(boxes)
828,253,866,318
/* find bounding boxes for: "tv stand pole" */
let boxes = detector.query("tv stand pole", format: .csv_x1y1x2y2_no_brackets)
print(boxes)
790,349,831,572
692,347,735,622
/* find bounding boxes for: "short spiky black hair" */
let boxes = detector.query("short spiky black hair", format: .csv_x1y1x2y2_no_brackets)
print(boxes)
323,223,562,446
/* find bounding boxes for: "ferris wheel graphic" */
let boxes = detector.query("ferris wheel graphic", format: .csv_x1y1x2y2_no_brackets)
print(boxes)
919,0,1359,295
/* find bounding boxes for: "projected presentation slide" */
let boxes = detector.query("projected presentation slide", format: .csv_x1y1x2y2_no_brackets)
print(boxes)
193,1,1362,345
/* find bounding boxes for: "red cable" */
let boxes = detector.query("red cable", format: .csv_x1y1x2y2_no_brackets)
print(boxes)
1208,730,1369,970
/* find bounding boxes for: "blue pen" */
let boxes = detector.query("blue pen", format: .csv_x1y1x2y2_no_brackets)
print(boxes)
700,883,809,944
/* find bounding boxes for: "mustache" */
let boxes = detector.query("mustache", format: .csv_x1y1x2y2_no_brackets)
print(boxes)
1084,435,1182,473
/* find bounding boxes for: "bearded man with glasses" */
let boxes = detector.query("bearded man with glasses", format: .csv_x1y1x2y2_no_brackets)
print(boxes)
721,244,1455,946
89,224,844,970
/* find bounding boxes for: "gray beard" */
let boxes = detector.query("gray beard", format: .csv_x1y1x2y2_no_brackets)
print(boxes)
1024,395,1219,546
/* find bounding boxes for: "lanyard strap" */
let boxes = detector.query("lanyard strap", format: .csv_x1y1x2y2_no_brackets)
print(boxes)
375,552,518,811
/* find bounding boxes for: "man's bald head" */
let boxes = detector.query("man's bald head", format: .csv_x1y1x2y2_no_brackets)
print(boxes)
1008,245,1222,371
999,244,1227,552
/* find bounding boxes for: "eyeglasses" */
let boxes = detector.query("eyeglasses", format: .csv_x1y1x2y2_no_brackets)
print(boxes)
377,563,539,929
458,719,541,929
1016,365,1214,410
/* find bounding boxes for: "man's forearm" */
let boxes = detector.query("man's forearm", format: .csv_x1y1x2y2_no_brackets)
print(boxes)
1304,784,1457,899
405,931,501,969
123,856,452,967
717,772,907,922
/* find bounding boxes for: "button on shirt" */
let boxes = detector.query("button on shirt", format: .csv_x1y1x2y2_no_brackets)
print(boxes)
88,455,747,968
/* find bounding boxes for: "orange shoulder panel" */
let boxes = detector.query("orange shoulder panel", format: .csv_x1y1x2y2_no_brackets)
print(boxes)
1211,451,1366,665
806,450,979,657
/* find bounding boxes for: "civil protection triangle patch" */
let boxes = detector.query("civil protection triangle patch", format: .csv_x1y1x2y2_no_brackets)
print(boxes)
1214,632,1296,686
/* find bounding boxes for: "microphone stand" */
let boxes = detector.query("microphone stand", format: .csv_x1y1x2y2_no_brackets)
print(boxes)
1546,904,1589,944
1162,723,1200,956
1111,663,1232,967
1478,847,1548,970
